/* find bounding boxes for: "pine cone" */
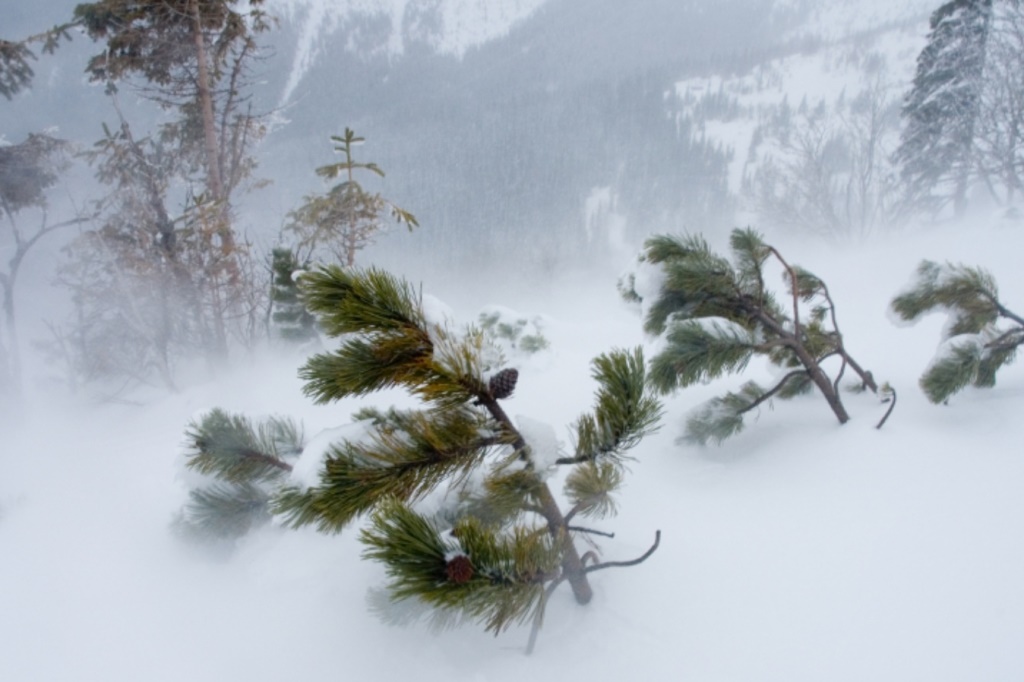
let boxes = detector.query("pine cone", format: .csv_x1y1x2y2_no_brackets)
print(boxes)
489,368,519,400
445,554,474,584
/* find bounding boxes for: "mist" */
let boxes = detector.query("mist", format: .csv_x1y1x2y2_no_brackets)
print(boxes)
2,1,1023,680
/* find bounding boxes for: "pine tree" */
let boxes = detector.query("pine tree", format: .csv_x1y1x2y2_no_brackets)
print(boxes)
620,229,891,445
286,129,418,267
270,247,317,345
184,266,662,650
895,0,994,217
890,260,1024,403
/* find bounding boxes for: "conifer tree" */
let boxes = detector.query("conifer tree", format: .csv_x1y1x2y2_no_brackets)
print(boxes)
1,23,76,100
182,266,662,650
890,260,1024,403
895,0,994,217
621,228,890,445
286,129,418,267
270,247,317,345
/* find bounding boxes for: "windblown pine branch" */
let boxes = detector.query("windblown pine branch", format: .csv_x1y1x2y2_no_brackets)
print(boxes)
175,408,302,543
621,228,887,445
891,260,1024,403
179,266,662,650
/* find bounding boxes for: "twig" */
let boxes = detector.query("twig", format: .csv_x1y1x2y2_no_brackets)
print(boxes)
568,526,615,539
875,387,896,430
584,530,661,574
526,574,566,655
738,370,808,415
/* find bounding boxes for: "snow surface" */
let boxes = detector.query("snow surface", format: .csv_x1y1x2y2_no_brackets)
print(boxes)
2,217,1024,681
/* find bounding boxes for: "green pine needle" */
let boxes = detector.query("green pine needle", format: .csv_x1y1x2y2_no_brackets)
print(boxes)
178,482,272,541
184,409,300,484
684,381,766,445
565,461,623,520
570,347,662,463
647,319,756,392
275,406,500,532
891,260,1000,336
361,501,556,634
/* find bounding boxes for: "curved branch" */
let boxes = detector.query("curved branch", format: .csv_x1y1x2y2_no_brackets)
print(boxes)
568,526,616,539
738,369,809,415
584,530,661,574
875,387,896,430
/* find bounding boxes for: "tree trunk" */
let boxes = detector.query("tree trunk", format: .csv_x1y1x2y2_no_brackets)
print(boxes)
189,0,234,257
479,392,594,604
536,482,593,605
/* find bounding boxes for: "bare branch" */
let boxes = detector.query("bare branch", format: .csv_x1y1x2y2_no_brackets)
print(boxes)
584,530,661,574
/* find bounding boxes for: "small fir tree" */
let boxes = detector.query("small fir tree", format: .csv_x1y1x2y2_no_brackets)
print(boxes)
890,260,1024,403
270,247,317,344
181,266,662,651
620,228,891,445
286,129,418,267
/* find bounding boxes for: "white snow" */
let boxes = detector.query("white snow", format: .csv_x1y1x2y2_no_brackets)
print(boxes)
515,414,562,474
3,2,1024,680
289,422,373,490
2,216,1024,680
269,0,549,102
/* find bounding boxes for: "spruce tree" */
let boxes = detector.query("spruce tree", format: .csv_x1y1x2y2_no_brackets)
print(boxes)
621,228,890,445
895,0,994,217
890,260,1024,403
270,247,317,344
182,266,662,650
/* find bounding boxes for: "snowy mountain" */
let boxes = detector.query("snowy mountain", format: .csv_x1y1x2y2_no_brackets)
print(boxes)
269,0,549,102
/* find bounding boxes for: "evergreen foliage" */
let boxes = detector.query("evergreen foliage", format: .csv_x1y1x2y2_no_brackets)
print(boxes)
478,308,550,356
270,247,317,344
274,266,661,644
286,129,418,267
891,260,1024,403
184,266,661,648
621,228,887,445
895,0,994,216
175,408,301,543
0,23,76,100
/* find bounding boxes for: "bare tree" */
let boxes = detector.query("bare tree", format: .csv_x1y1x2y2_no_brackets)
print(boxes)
0,133,86,392
746,66,902,240
974,0,1024,205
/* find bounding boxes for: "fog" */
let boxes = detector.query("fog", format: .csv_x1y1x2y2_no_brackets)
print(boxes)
3,1,1023,680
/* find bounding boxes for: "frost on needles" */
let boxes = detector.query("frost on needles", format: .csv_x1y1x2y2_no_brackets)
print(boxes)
620,228,892,445
891,260,1024,403
176,265,663,652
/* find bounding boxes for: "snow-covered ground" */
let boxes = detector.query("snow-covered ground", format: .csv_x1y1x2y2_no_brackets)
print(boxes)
3,1,1023,678
2,214,1023,681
